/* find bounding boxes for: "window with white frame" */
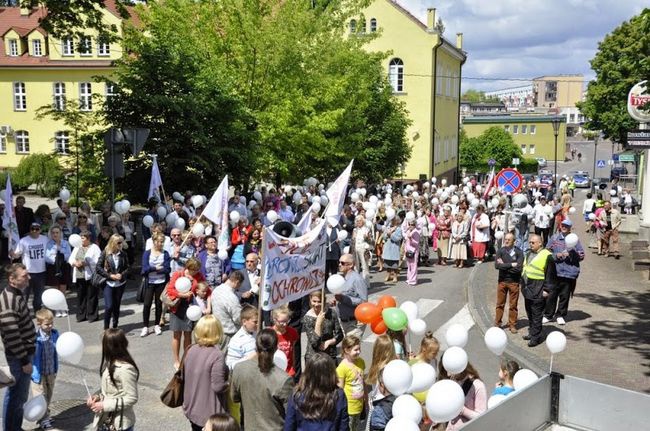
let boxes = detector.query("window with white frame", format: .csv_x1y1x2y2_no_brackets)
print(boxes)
521,144,527,154
80,36,92,55
504,125,510,132
529,144,536,154
0,133,6,153
370,18,377,32
105,83,116,98
79,82,92,111
97,38,110,56
9,39,19,56
349,19,357,33
32,39,42,56
13,82,26,111
444,137,449,161
62,38,74,56
388,58,404,93
55,131,70,154
15,130,29,153
521,125,527,134
53,82,66,111
530,125,536,134
512,125,518,134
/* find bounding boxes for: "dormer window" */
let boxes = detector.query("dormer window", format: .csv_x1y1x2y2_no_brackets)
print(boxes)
32,39,42,57
97,37,110,56
80,36,92,56
62,38,74,56
9,39,18,56
349,19,357,34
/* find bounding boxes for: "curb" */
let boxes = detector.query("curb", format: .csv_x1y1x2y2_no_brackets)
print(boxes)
466,262,548,376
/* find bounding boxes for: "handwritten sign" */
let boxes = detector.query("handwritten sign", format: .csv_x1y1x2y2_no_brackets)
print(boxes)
261,219,327,311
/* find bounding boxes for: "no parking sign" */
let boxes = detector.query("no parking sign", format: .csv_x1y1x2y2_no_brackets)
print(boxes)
496,168,523,194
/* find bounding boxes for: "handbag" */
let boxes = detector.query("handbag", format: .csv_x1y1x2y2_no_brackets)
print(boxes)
136,278,146,303
160,345,192,408
405,250,415,259
160,285,180,308
98,398,123,431
91,271,107,288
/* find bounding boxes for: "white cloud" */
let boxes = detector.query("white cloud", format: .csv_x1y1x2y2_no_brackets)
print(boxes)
396,0,646,92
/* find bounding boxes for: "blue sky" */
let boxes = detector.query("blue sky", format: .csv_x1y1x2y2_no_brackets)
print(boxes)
398,0,646,93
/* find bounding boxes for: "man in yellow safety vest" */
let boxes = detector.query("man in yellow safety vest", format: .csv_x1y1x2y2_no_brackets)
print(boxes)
521,234,557,347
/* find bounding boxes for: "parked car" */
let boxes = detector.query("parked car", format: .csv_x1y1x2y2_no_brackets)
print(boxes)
610,165,628,181
568,170,591,188
535,157,547,168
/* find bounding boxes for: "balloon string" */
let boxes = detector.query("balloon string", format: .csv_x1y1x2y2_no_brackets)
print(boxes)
66,313,71,332
82,374,91,398
549,354,554,374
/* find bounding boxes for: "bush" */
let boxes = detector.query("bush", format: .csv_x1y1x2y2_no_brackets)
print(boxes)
518,158,539,174
12,153,65,197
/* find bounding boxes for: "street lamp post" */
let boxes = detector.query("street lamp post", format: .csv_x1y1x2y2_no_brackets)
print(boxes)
551,117,562,190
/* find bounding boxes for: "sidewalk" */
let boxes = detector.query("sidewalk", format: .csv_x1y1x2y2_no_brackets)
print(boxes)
468,225,650,394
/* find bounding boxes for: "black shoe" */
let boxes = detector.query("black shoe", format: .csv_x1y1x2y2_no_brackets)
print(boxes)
528,339,543,347
522,334,531,340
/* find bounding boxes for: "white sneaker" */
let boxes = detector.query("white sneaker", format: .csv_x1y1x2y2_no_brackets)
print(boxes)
556,317,566,325
154,325,162,335
542,316,550,324
60,311,68,317
55,311,63,318
140,327,149,337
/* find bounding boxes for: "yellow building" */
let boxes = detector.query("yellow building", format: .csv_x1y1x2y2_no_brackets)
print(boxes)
0,2,135,169
352,2,466,181
462,115,567,163
533,74,583,109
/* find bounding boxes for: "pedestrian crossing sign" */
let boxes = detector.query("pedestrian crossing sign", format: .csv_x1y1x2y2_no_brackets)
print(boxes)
597,160,606,168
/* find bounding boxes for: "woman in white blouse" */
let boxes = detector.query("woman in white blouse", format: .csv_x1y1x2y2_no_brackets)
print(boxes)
69,230,102,322
470,205,490,263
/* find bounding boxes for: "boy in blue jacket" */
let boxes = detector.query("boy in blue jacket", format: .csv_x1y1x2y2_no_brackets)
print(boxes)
31,308,59,430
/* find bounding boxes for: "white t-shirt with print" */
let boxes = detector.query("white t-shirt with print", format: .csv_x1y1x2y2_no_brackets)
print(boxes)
16,235,49,273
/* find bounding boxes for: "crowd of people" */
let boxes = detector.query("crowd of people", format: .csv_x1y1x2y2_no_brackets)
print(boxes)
0,171,625,430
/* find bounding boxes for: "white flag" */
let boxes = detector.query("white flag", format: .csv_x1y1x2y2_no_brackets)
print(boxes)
324,160,353,219
148,158,164,200
296,201,320,235
202,176,230,248
2,175,20,251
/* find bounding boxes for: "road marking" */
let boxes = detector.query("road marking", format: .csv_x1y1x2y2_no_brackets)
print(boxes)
362,298,444,344
433,304,475,350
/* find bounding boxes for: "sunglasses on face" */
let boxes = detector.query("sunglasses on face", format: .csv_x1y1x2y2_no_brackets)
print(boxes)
339,261,352,266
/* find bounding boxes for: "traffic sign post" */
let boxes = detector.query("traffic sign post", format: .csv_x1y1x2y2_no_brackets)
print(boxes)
496,168,523,194
596,160,606,168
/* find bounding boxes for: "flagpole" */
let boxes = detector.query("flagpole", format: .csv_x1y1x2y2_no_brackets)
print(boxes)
258,226,268,333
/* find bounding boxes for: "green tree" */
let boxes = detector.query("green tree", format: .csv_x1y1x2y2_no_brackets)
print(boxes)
462,89,500,103
12,153,64,196
460,126,521,172
577,8,650,143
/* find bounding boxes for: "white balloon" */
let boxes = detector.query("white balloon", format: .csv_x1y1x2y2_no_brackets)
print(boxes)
440,192,449,201
192,223,205,236
365,220,373,229
405,211,415,221
337,230,348,241
230,211,241,223
68,233,82,249
369,196,379,204
351,192,360,202
431,177,437,184
442,346,468,375
471,198,480,209
59,188,71,202
186,305,202,322
328,216,340,227
484,327,508,356
385,208,396,220
240,196,247,204
121,200,131,212
408,319,427,336
326,274,346,294
426,380,464,422
399,301,418,321
385,196,393,206
42,289,68,311
491,197,500,208
175,218,186,230
513,369,538,390
293,192,302,204
609,189,617,196
588,213,596,221
156,206,167,219
412,191,420,199
253,191,263,202
467,193,476,202
544,205,553,215
391,395,423,424
172,191,183,202
56,332,84,365
441,179,447,186
320,195,329,206
191,195,203,208
487,394,507,409
23,395,47,422
382,360,413,396
366,209,376,219
451,195,459,205
165,212,178,225
217,249,229,260
431,198,439,206
273,350,288,370
343,246,350,254
142,215,154,228
114,201,124,215
359,188,367,196
568,206,576,214
494,231,504,240
565,233,579,250
408,362,436,393
267,210,279,223
175,276,192,293
312,202,322,213
445,324,469,348
476,185,483,193
545,331,567,354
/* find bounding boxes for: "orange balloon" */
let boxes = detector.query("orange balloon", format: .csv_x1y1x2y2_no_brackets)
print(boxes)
377,295,397,309
371,318,387,335
355,302,382,324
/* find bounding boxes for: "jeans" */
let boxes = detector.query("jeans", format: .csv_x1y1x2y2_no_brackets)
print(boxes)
25,272,46,313
3,355,32,431
103,284,126,330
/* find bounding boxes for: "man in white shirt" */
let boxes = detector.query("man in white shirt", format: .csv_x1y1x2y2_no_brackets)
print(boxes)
533,196,552,246
11,222,49,312
211,271,245,342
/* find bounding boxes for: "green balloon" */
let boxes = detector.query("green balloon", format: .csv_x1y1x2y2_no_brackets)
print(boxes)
382,307,408,331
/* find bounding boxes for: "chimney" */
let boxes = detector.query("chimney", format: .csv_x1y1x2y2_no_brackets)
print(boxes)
20,7,31,16
427,8,436,31
456,33,463,49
